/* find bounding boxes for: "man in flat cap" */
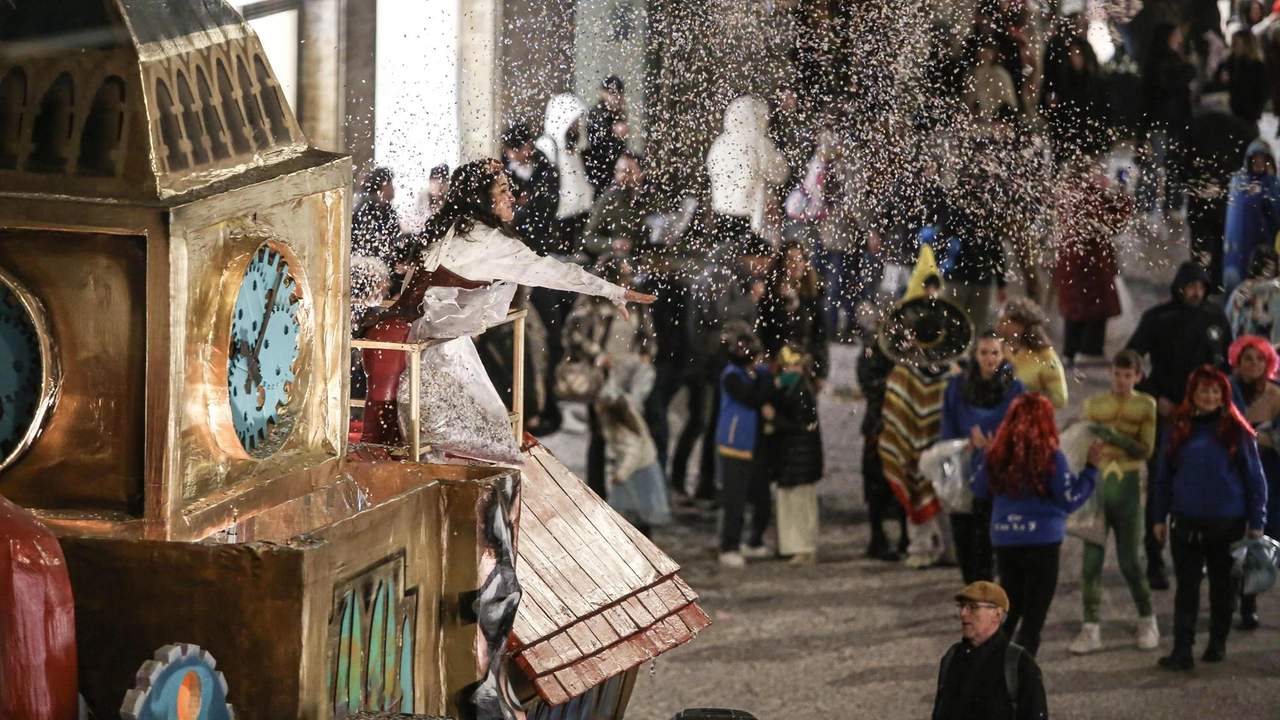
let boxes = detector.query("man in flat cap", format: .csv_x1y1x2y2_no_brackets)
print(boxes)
932,581,1048,720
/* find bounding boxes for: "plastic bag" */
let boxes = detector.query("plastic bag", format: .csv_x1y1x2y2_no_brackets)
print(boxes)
397,337,522,464
920,439,972,514
1061,423,1107,545
1232,535,1280,596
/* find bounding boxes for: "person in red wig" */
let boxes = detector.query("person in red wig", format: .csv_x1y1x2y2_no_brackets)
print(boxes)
972,393,1101,656
1226,337,1280,631
1152,365,1269,670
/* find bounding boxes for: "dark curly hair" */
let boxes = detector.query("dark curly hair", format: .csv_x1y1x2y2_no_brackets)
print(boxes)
418,159,511,245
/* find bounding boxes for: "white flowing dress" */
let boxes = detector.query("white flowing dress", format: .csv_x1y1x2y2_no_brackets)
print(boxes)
397,225,626,462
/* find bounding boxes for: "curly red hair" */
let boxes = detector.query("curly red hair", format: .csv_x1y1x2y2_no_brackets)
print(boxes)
1166,365,1254,461
983,393,1059,499
1228,335,1279,381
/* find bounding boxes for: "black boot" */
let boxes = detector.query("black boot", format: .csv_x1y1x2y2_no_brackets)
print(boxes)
1147,564,1170,591
1201,640,1226,663
1240,594,1260,631
1158,646,1195,671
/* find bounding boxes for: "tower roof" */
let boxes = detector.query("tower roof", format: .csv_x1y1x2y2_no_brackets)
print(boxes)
0,0,308,202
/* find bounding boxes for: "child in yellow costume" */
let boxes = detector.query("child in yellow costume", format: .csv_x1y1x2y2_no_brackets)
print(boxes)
1069,349,1159,654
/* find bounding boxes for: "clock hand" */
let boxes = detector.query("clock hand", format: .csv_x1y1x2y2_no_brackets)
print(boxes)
251,266,287,369
237,338,262,391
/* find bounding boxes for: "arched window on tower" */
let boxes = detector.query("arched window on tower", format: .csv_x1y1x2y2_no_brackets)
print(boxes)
235,56,269,149
175,70,209,166
28,73,74,173
253,55,291,144
0,68,26,170
196,67,230,161
77,75,126,176
215,59,252,155
154,78,189,172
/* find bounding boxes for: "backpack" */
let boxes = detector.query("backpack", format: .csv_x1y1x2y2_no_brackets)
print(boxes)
938,641,1025,716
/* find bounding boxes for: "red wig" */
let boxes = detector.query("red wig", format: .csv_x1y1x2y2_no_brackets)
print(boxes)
1228,335,1279,381
983,393,1059,499
1166,365,1255,461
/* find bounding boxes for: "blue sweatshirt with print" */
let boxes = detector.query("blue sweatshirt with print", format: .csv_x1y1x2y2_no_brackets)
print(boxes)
971,450,1098,546
1150,414,1269,531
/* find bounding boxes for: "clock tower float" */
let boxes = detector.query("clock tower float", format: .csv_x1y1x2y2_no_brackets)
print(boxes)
0,1,708,719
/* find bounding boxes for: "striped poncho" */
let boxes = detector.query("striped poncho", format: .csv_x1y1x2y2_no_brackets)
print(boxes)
878,363,952,525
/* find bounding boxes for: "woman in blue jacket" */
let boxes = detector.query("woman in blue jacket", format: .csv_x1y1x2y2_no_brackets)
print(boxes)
972,393,1101,656
941,331,1025,584
1153,365,1269,670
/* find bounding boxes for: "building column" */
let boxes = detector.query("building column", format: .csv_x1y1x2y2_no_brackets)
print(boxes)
297,0,375,175
459,0,502,161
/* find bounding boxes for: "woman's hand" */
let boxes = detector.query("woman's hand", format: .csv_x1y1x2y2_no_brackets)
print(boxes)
625,288,657,304
970,426,991,450
1248,528,1265,538
1154,523,1168,544
1087,440,1104,468
614,288,657,320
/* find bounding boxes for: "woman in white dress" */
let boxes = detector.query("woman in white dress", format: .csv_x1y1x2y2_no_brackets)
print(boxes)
360,159,655,461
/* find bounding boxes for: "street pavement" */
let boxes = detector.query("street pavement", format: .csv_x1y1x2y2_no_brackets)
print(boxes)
541,223,1280,719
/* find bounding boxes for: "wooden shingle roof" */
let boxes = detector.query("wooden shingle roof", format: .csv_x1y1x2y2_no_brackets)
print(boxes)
512,443,710,706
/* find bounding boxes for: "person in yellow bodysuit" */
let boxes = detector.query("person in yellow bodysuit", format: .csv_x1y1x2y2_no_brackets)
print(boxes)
997,297,1069,408
1069,349,1159,654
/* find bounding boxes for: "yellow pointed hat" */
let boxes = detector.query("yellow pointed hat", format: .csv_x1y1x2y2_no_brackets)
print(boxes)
904,243,944,301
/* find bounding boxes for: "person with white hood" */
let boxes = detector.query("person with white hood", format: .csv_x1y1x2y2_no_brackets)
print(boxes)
529,93,598,433
706,95,789,248
536,93,597,256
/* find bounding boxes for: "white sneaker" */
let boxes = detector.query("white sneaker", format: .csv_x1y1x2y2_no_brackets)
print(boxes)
740,544,774,560
718,551,746,568
904,554,934,569
1069,623,1103,655
1136,616,1160,650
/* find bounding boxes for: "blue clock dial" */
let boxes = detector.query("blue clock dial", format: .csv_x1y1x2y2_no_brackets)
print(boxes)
228,245,302,456
0,282,44,462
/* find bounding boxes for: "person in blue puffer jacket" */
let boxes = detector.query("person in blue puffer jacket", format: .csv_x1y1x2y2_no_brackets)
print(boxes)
715,329,773,568
941,330,1026,585
972,392,1101,657
1152,364,1269,671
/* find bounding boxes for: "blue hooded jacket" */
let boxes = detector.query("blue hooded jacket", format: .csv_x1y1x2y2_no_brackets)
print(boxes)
1223,140,1280,295
1151,411,1269,531
971,450,1098,546
716,363,770,459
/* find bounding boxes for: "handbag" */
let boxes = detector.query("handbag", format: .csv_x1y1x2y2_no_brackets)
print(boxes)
554,311,614,403
554,360,605,403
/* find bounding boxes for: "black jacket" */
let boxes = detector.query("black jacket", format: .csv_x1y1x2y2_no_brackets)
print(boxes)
757,275,830,380
933,631,1048,720
1127,262,1231,403
510,149,561,255
767,377,824,488
857,342,895,436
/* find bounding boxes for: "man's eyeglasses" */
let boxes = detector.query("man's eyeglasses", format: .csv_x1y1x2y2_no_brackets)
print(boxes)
955,601,1001,613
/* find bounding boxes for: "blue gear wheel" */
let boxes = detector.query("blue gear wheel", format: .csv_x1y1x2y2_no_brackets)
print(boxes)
120,643,235,720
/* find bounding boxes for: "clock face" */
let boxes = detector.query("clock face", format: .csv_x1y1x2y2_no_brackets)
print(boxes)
0,270,55,469
228,244,302,457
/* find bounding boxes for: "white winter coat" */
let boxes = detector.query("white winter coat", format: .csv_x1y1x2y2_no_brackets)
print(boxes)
535,94,595,220
706,95,789,231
